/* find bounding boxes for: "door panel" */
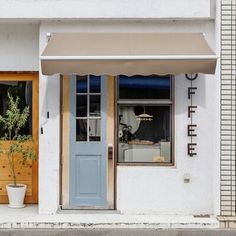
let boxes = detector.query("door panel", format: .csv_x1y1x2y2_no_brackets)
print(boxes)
0,73,38,203
76,155,101,195
69,75,107,208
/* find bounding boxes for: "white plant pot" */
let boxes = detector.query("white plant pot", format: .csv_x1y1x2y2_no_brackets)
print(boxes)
6,184,27,208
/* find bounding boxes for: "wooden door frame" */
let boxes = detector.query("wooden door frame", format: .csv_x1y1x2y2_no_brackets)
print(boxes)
0,72,39,203
61,75,115,209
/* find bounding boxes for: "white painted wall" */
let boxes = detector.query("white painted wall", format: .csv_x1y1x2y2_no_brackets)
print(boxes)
212,0,221,217
38,20,220,215
0,24,39,71
38,28,61,213
38,74,61,214
0,0,214,19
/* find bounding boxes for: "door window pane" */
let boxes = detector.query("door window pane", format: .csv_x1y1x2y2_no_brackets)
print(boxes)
89,95,100,117
118,105,171,163
75,75,102,143
90,75,101,93
76,95,87,117
0,81,32,137
119,75,171,100
76,76,87,93
76,119,87,141
89,119,101,142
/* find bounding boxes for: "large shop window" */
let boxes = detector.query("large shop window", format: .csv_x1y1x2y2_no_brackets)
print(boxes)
117,75,173,164
0,81,32,137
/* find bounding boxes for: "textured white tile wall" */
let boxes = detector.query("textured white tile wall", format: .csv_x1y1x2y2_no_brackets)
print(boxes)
221,0,236,216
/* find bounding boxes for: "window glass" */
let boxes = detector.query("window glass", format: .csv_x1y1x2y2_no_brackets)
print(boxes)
76,75,102,142
90,75,101,93
89,95,100,117
118,105,171,163
0,81,32,137
89,119,101,142
119,75,171,100
76,76,87,93
118,74,172,164
76,119,87,141
76,95,87,117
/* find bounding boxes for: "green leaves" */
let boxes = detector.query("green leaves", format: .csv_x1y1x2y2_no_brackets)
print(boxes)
0,93,36,186
0,93,30,140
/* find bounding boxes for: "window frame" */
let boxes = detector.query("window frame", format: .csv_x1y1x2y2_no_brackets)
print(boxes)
116,75,175,166
76,75,102,143
0,72,39,203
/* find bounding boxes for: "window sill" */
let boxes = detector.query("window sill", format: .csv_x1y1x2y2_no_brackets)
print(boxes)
117,162,174,167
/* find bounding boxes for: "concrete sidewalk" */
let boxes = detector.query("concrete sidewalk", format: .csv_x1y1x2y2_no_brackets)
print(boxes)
0,205,219,229
0,229,236,236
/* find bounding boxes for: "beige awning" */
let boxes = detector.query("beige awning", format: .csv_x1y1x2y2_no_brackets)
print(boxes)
41,33,217,76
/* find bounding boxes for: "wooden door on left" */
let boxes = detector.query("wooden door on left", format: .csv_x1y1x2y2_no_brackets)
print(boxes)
0,73,38,203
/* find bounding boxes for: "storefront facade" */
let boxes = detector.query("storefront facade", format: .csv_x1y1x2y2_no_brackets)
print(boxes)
0,0,224,219
39,30,217,214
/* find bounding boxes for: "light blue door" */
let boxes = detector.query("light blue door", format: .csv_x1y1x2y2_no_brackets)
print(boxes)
69,75,107,208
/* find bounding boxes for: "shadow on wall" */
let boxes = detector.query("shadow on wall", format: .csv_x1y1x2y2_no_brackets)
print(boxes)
41,73,210,120
41,74,61,122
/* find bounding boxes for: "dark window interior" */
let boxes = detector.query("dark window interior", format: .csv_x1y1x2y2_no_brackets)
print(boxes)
118,75,172,164
119,75,171,100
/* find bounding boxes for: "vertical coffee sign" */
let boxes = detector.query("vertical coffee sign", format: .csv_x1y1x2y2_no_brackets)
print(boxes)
186,74,198,157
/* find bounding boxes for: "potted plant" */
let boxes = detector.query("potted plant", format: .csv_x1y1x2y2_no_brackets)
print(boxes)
0,93,36,208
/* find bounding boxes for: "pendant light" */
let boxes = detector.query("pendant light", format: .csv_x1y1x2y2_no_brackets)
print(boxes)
136,106,153,121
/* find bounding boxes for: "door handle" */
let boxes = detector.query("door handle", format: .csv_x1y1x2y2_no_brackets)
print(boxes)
108,144,113,160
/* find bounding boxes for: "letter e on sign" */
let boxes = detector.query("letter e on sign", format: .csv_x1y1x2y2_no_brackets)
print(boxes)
187,124,197,137
187,143,197,157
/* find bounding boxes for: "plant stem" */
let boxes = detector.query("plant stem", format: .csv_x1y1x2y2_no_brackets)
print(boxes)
11,156,17,187
7,141,17,187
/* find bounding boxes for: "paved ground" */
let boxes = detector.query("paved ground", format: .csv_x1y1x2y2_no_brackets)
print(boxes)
0,205,219,229
0,229,236,236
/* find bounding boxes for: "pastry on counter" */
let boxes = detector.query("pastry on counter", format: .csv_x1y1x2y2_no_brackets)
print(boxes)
128,140,154,145
153,156,165,162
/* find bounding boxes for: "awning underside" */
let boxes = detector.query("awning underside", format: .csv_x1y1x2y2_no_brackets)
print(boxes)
41,33,217,76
